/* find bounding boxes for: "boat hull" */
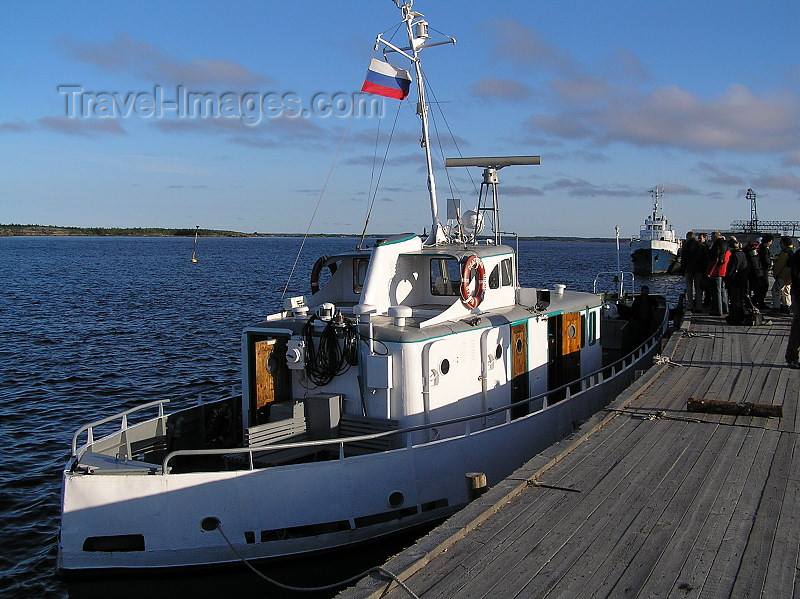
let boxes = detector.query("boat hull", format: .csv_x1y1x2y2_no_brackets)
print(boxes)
57,339,657,576
631,240,679,274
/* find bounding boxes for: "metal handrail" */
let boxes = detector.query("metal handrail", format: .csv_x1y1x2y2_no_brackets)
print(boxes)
593,270,635,297
160,325,665,475
70,384,242,457
71,399,170,457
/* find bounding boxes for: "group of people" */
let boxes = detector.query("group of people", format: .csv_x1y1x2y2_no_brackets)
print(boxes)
676,230,800,368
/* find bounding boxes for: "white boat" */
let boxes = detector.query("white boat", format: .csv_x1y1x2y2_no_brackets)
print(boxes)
57,1,669,577
630,187,680,274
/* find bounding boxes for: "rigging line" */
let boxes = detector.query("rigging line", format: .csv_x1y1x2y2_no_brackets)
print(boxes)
282,114,354,302
417,68,456,202
423,69,479,197
358,99,403,249
422,83,457,205
365,99,382,223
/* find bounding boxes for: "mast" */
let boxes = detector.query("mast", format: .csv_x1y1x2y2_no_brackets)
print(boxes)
649,186,661,221
376,1,455,245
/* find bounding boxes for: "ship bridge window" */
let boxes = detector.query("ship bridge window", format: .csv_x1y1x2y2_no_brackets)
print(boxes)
501,258,513,286
353,258,369,293
489,265,499,289
430,258,460,296
489,258,513,289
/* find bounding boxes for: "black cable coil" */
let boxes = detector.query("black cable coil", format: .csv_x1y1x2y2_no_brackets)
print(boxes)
301,313,360,387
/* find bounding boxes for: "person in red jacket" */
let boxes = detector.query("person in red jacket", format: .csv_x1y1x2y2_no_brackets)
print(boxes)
707,233,730,316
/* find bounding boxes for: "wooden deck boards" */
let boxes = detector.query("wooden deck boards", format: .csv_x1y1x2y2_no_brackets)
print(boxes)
340,313,800,599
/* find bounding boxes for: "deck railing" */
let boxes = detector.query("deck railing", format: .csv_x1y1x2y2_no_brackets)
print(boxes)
69,321,664,474
70,385,240,459
157,326,665,475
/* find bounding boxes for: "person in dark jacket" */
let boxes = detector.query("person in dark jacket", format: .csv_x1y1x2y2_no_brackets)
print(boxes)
785,249,800,368
697,232,711,308
746,239,765,309
680,232,703,312
725,237,750,325
771,236,794,313
628,285,658,343
752,234,773,309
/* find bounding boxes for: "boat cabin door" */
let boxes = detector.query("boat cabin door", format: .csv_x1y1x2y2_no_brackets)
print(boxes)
250,337,291,425
510,323,529,419
547,313,582,402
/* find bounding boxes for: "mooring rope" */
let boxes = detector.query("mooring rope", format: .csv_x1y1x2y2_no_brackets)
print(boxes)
214,522,419,598
681,331,716,339
654,354,686,367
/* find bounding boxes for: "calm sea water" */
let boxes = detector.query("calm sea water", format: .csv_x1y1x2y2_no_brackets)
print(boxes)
0,236,684,598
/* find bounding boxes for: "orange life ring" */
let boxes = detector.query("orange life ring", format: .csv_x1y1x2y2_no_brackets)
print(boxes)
310,255,338,295
460,254,486,309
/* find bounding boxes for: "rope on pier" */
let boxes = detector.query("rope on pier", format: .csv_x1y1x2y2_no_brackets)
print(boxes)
654,354,686,367
213,521,420,598
605,407,704,424
681,331,716,339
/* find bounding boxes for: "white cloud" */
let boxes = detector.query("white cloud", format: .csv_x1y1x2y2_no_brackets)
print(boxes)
60,34,271,87
470,77,531,101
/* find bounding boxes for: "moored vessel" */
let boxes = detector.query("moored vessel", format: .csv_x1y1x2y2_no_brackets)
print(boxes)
58,0,669,578
630,187,680,274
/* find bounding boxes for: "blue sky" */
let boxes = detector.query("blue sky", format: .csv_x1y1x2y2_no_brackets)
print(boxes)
1,0,798,237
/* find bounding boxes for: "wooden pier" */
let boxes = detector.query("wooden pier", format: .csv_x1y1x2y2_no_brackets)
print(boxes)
340,312,799,598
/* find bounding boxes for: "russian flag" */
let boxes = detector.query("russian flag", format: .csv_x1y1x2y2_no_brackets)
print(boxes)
361,58,412,100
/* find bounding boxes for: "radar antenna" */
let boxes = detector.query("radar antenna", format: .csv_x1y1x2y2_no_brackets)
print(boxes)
445,156,540,245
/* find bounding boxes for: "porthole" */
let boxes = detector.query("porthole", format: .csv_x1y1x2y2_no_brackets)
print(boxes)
388,491,405,508
267,355,278,373
440,359,450,375
516,338,523,354
567,324,577,339
495,345,502,359
201,517,220,532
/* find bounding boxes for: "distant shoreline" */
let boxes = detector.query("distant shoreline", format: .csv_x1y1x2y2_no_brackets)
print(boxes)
0,224,614,242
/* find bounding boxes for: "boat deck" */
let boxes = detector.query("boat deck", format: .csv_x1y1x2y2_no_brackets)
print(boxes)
340,311,800,598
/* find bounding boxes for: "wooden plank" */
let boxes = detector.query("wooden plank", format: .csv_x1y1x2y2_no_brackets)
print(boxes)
632,424,751,597
411,415,651,599
481,419,694,598
763,432,800,596
694,429,778,597
787,369,800,434
729,430,794,597
760,366,785,432
659,426,768,598
555,419,729,598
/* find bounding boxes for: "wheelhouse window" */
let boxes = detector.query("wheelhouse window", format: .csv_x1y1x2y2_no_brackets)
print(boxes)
353,258,369,294
430,257,460,296
489,265,500,289
501,258,513,286
490,258,514,288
